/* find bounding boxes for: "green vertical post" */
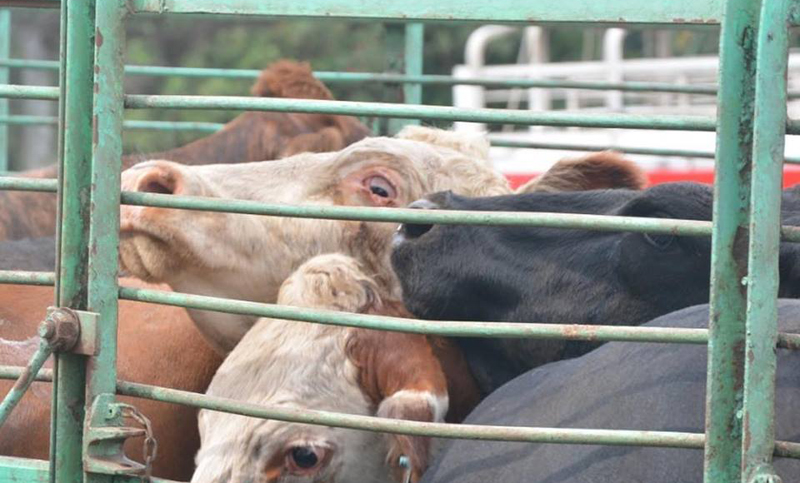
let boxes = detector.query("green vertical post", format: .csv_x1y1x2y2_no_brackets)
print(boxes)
385,23,423,134
742,0,790,480
703,0,761,481
0,9,10,172
86,0,124,401
51,1,97,483
83,3,125,482
403,23,424,111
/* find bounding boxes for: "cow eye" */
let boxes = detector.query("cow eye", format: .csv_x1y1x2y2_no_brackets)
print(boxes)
644,232,676,250
286,445,327,475
366,175,396,199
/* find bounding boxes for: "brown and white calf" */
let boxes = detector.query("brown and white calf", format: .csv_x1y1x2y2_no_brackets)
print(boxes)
192,254,480,483
119,127,511,353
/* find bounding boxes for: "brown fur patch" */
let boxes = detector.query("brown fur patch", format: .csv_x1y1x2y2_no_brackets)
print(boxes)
250,60,334,100
518,151,647,193
0,280,223,480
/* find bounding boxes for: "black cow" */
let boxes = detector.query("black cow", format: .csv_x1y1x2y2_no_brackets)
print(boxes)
391,183,800,393
420,301,800,483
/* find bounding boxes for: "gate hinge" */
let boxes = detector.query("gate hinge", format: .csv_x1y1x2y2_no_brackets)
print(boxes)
84,394,158,482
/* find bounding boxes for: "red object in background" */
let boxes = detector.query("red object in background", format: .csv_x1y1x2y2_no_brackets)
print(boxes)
505,168,800,190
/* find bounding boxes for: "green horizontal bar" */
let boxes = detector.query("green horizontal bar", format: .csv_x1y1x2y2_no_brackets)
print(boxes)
120,191,800,242
121,119,223,132
117,379,705,447
124,94,720,131
0,366,52,382
3,363,797,457
6,114,800,164
115,380,800,459
4,85,800,134
0,271,56,286
0,59,725,95
119,286,711,342
128,0,724,25
0,457,49,483
0,176,58,192
5,114,800,163
0,115,224,132
0,338,53,428
491,140,800,166
0,84,58,100
121,191,715,235
0,456,180,483
117,286,800,349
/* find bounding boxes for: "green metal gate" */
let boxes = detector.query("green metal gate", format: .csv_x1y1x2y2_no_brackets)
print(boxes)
0,0,798,482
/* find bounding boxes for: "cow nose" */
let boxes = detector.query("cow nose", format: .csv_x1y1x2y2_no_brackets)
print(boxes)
397,199,438,241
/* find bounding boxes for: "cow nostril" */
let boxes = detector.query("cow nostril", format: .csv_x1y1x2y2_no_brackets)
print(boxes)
401,223,433,239
398,198,439,241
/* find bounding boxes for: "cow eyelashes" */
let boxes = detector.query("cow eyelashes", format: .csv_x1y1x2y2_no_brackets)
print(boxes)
366,175,397,199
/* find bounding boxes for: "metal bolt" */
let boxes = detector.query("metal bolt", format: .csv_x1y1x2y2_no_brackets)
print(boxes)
42,308,81,352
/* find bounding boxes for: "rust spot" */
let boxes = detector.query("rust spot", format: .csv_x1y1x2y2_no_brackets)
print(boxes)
93,114,99,145
562,324,598,341
743,416,751,452
95,29,103,47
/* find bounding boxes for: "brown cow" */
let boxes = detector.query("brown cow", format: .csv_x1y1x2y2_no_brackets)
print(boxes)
515,151,647,194
0,60,371,242
0,279,223,480
192,254,481,483
118,127,510,353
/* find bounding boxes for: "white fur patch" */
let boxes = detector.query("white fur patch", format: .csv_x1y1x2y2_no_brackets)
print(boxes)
381,389,449,423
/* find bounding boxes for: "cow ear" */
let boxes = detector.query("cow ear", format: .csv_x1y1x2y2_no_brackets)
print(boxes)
346,329,449,483
121,161,186,197
517,151,647,193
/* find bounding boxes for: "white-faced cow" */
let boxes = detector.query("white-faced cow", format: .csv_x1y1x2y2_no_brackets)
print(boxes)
192,254,480,483
391,183,800,394
118,127,511,354
419,301,800,483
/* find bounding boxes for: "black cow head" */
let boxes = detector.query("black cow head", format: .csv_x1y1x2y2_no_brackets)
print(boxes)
390,183,800,393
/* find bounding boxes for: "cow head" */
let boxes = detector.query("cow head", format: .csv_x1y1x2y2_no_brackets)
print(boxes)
193,254,451,483
390,182,800,392
119,128,509,352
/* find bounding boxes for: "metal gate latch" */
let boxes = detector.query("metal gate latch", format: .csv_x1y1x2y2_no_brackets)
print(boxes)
84,394,158,483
